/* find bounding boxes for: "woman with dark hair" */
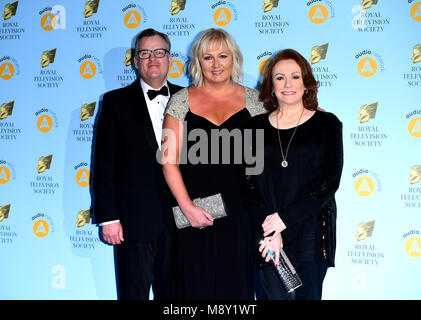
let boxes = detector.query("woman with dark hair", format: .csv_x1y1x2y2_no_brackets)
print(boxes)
245,48,343,300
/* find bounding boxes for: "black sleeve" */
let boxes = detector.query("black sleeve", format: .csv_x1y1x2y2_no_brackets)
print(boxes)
92,92,119,224
242,173,272,226
241,116,273,227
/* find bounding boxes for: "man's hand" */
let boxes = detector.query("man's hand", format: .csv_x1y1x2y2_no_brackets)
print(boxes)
102,221,124,245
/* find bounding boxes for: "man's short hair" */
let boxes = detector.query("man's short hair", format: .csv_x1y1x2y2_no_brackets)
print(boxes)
135,28,171,52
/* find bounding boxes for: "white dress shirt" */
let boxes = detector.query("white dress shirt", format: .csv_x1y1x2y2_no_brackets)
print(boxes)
100,79,170,226
140,78,170,148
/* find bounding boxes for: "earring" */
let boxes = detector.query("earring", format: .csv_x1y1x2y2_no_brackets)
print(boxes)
271,91,275,97
304,89,308,94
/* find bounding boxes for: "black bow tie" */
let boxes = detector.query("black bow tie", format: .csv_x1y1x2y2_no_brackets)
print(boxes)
147,86,169,100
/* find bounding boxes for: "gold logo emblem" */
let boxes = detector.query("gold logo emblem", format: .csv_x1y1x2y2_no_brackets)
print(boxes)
310,43,329,65
411,44,421,64
0,101,14,120
0,204,11,222
309,5,328,24
36,155,53,174
170,0,186,15
76,209,91,228
84,0,99,18
40,49,57,68
3,1,18,20
262,0,279,13
80,102,96,121
409,165,421,185
124,49,134,66
361,0,378,10
358,102,378,123
355,220,375,241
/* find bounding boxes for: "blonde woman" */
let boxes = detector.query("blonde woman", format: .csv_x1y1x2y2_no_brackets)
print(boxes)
162,28,264,299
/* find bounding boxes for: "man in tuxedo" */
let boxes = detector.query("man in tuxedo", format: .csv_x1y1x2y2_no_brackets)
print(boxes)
93,28,182,300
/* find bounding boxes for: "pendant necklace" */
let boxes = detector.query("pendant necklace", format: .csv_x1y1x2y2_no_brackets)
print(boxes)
276,107,304,168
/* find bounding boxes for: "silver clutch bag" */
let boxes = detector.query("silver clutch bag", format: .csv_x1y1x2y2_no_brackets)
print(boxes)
172,193,227,229
274,248,303,293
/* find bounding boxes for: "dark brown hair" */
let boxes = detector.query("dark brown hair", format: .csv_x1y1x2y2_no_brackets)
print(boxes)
259,48,318,112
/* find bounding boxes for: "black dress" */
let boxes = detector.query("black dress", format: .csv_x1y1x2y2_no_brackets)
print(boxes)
244,110,343,300
165,87,265,300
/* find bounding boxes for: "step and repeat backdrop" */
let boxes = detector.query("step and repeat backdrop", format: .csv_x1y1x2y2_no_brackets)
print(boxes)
0,0,420,300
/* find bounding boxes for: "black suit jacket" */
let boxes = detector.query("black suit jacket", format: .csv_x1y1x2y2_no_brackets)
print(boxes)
93,80,183,242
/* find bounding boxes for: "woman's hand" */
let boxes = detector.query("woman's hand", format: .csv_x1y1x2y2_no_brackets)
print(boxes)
259,233,283,266
162,115,213,230
262,212,286,240
182,203,214,229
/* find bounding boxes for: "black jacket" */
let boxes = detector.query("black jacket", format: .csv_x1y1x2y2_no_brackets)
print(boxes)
92,80,182,242
243,110,343,267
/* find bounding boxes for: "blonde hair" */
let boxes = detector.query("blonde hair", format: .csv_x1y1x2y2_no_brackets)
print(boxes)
189,28,243,87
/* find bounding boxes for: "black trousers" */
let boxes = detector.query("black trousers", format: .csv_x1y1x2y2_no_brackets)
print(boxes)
115,226,174,300
256,230,328,300
256,259,328,300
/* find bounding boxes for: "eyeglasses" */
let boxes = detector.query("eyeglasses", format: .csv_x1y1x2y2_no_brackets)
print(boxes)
136,48,169,60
